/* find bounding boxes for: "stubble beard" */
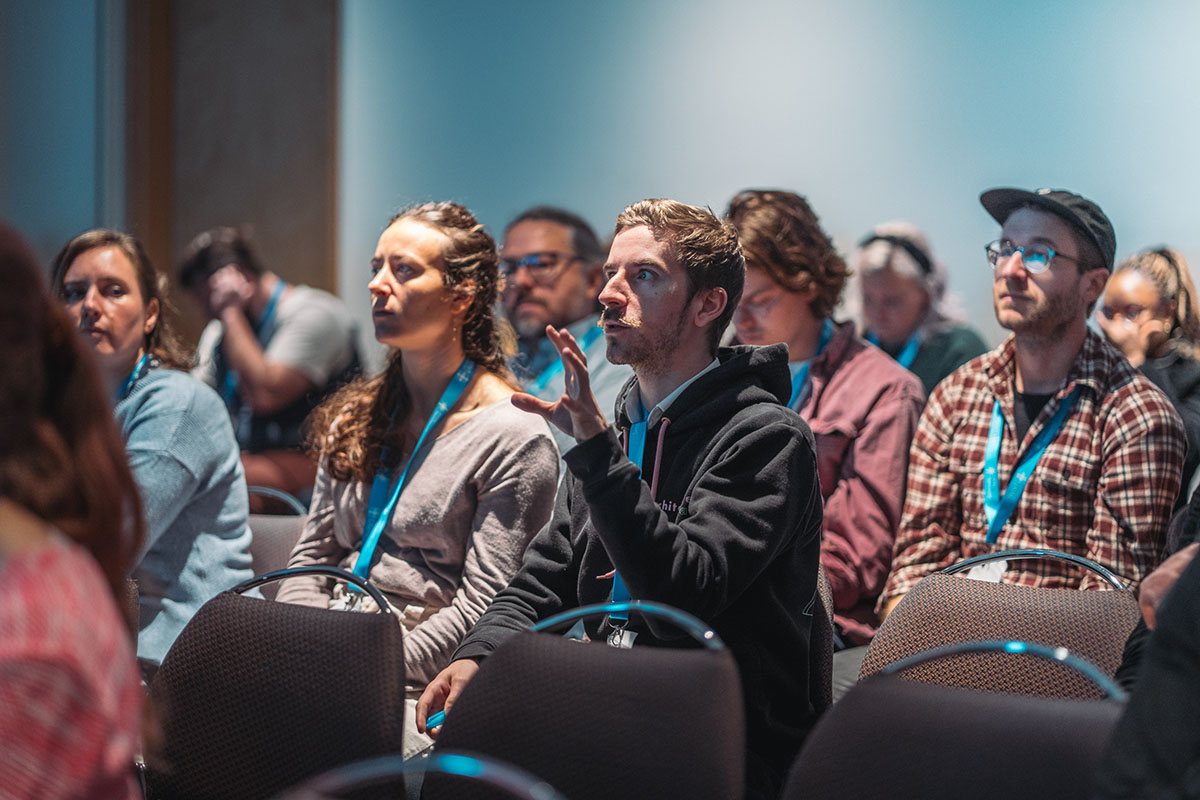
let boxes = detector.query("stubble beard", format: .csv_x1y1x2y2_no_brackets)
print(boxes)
995,281,1083,343
607,307,690,376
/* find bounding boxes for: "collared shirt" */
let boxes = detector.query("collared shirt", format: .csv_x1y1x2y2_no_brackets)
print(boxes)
881,329,1185,606
622,357,721,429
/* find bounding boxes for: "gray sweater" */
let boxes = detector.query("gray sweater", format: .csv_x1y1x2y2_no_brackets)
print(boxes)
276,398,559,687
115,368,255,663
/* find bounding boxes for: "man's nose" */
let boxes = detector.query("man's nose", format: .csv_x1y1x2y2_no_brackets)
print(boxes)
997,250,1029,281
598,272,625,308
367,268,388,297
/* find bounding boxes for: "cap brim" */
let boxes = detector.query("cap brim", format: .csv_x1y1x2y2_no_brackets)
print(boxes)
979,188,1065,227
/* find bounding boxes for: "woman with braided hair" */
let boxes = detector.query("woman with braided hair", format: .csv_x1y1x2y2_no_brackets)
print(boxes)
276,202,558,755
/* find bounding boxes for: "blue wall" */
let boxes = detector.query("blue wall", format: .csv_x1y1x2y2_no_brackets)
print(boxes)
0,0,103,263
338,0,1200,352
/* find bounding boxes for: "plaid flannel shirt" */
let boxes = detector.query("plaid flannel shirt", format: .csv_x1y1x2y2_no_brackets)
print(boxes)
881,329,1185,607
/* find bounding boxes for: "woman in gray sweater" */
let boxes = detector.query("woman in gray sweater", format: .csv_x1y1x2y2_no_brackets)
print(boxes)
276,202,559,756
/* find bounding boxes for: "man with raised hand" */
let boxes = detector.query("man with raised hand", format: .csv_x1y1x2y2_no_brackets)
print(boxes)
879,188,1185,618
419,198,823,799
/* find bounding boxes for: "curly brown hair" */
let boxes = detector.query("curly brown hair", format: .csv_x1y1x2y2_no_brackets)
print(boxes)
309,202,514,482
50,229,193,369
724,189,849,320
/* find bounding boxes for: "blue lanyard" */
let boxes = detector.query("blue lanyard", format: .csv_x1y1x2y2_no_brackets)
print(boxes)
983,388,1080,543
789,319,835,410
352,359,477,580
867,330,921,369
528,325,604,395
117,353,150,402
610,399,650,621
222,279,287,407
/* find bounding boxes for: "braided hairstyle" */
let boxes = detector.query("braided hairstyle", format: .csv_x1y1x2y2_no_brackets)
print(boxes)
1115,247,1200,361
309,202,514,482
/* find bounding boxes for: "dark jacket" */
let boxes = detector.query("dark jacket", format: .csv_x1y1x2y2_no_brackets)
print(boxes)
453,344,824,798
1140,349,1200,509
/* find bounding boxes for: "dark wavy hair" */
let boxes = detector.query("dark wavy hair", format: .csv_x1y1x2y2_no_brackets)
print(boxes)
1,224,145,603
724,189,849,320
309,202,514,482
50,228,192,369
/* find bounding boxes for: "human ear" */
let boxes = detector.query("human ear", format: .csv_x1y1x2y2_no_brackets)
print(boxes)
693,287,728,329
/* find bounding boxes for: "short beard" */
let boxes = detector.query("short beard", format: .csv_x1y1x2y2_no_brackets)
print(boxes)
610,306,689,376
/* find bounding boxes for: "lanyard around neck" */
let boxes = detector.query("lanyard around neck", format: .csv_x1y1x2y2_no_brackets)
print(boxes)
351,359,477,581
117,353,151,402
867,330,921,369
528,324,604,395
983,387,1080,543
610,398,651,622
789,319,835,410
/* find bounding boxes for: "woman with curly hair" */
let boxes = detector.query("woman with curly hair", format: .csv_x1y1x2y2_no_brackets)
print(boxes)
52,229,254,667
0,224,144,798
276,202,559,755
1098,247,1200,507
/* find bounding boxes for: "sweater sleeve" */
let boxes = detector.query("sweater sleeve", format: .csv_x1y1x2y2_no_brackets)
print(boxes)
275,462,346,606
452,473,585,662
564,416,818,624
401,433,558,686
820,377,924,615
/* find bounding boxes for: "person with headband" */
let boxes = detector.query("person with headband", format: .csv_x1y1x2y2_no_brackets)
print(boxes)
1097,247,1200,507
880,188,1184,619
725,189,924,656
275,202,559,757
53,229,254,668
0,224,144,799
852,221,988,395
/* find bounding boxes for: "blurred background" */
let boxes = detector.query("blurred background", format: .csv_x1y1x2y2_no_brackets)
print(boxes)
4,0,1198,365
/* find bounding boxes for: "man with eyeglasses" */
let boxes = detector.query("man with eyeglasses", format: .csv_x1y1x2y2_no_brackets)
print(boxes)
879,187,1185,618
500,207,633,453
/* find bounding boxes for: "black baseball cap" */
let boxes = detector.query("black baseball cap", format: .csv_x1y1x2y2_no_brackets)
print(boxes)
980,187,1116,272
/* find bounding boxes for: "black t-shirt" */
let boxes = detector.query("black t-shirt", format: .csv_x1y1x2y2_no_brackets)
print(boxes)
1013,388,1054,441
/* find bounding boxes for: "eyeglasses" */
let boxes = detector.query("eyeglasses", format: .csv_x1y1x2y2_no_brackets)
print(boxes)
985,240,1081,274
1099,303,1150,322
497,252,581,285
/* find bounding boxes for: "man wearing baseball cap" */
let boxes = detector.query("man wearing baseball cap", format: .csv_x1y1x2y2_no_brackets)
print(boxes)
879,187,1185,615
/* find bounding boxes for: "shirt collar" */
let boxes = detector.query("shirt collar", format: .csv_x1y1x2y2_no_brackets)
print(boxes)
624,357,721,428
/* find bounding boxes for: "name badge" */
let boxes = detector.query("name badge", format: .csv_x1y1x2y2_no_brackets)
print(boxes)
964,559,1008,583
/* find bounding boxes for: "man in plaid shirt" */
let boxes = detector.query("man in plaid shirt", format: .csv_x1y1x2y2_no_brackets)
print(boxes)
880,187,1185,617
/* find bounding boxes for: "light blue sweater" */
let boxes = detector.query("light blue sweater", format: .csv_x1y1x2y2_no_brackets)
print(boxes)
115,367,254,663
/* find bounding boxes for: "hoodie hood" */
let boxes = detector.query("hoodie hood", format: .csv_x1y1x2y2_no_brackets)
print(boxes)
612,343,792,433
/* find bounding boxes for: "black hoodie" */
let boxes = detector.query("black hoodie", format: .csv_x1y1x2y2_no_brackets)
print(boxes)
453,344,824,796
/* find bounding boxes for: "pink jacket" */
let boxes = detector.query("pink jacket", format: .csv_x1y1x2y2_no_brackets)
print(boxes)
799,321,925,644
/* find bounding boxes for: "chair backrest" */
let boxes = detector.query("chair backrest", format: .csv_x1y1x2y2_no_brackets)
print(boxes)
810,564,834,712
859,565,1140,698
781,670,1125,800
425,602,745,800
272,751,567,800
143,569,405,800
247,514,308,598
247,485,309,516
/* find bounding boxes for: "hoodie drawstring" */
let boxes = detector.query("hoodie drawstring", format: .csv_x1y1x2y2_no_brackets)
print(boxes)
621,419,669,501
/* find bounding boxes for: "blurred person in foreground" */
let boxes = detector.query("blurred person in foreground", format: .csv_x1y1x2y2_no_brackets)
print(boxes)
851,220,988,395
1097,247,1200,508
180,227,360,502
0,224,143,799
53,229,254,666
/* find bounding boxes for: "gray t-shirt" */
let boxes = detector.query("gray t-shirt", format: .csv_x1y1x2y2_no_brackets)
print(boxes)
193,284,358,389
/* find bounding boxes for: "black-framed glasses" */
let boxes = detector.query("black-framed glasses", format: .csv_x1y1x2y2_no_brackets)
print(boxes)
985,239,1080,274
498,251,581,285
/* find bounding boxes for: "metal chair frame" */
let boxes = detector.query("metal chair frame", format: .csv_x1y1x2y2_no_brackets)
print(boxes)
942,548,1124,590
530,600,725,649
232,565,394,616
247,485,308,515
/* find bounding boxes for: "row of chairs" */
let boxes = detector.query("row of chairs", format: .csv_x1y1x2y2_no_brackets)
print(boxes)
142,504,1140,799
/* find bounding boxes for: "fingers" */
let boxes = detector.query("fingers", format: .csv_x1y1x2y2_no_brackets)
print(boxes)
511,391,557,418
1139,543,1200,629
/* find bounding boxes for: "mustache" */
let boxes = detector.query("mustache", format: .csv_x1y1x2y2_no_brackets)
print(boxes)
600,306,640,328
